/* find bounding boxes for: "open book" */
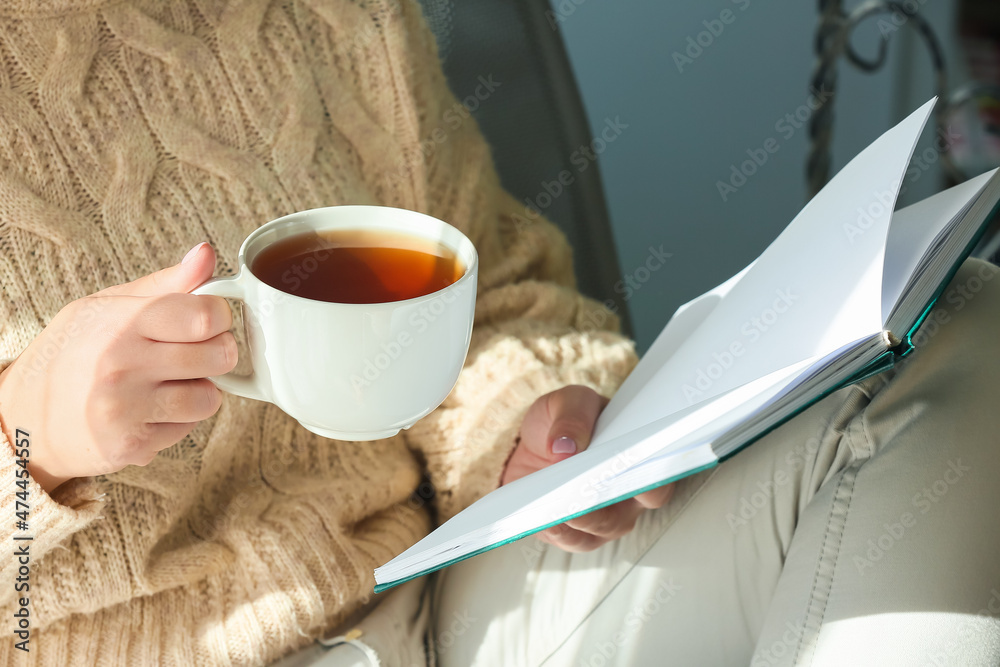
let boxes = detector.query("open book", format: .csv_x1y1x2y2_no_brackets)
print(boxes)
374,98,1000,593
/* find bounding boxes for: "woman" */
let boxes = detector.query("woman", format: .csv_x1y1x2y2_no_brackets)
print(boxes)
0,1,998,665
0,0,641,663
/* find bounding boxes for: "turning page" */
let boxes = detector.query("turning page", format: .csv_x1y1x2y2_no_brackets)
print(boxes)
593,99,936,446
881,168,1000,334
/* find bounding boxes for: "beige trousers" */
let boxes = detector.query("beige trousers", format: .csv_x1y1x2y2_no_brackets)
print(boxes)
281,258,1000,666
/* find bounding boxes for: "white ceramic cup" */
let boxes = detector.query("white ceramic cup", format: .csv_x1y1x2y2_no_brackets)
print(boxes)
192,205,478,441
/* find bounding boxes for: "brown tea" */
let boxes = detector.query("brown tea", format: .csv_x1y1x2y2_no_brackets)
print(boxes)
250,229,464,304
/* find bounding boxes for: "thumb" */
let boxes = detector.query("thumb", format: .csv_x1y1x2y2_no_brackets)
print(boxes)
543,385,609,460
503,386,609,487
100,242,216,297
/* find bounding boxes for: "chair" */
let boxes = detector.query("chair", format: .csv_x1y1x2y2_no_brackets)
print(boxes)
416,0,634,337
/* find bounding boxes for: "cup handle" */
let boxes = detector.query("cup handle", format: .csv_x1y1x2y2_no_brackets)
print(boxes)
192,273,270,403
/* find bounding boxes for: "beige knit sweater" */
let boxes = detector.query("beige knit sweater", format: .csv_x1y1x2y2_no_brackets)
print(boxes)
0,0,636,664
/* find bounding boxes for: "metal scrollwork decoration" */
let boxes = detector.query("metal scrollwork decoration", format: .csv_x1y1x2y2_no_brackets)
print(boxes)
807,0,955,198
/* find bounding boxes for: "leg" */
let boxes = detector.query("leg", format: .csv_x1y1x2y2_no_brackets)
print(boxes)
434,258,1000,667
434,374,874,665
751,258,1000,666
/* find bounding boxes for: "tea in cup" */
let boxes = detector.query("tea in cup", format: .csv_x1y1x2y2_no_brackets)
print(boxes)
193,205,478,441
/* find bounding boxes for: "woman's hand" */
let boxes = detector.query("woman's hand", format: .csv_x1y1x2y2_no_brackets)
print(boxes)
502,385,675,552
0,243,237,493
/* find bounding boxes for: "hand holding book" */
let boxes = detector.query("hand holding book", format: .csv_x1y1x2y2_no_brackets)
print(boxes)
503,385,676,552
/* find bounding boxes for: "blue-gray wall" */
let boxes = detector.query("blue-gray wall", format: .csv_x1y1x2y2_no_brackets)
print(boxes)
556,0,965,352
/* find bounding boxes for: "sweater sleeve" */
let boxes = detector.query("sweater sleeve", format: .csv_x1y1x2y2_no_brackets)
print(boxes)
392,1,640,522
0,359,107,607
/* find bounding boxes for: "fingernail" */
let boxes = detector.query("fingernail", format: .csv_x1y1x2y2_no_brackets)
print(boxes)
552,437,577,455
182,242,208,265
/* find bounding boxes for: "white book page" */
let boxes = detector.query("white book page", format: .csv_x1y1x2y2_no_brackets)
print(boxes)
881,169,997,326
596,99,935,444
593,260,756,446
376,355,821,584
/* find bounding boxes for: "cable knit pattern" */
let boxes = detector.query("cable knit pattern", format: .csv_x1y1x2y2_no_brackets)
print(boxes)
0,1,637,664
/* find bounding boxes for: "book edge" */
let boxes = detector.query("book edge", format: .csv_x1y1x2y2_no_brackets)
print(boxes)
373,460,720,593
894,189,1000,356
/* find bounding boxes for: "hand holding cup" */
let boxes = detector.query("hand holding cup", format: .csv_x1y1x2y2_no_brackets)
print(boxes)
0,243,236,493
